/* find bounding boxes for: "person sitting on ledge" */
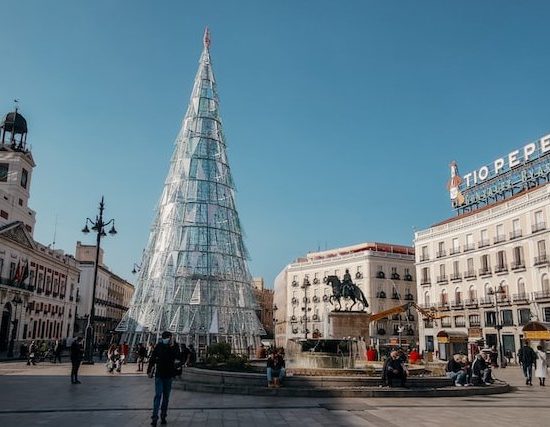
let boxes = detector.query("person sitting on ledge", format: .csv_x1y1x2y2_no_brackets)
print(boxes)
446,354,467,386
386,350,407,387
267,348,286,388
471,353,492,385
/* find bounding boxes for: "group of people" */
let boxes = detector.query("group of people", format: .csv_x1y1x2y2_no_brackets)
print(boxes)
446,352,493,386
23,339,65,365
518,341,548,386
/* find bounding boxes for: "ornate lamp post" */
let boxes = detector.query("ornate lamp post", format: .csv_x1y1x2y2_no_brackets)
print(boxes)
488,285,506,368
6,295,23,358
81,196,117,364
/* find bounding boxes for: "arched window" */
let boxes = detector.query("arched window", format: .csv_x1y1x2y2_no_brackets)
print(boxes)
468,285,476,301
440,289,448,305
500,280,509,297
424,291,430,306
484,283,492,297
455,287,462,303
517,278,526,296
542,274,550,293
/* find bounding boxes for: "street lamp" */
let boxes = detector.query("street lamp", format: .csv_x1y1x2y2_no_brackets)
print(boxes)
488,285,506,368
81,196,117,364
7,295,23,358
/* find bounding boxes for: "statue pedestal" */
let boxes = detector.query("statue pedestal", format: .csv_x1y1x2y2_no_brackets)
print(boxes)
328,311,371,339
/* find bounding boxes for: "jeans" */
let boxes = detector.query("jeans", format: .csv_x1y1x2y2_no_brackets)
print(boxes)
522,364,533,382
152,377,173,421
267,367,286,382
447,371,467,385
71,361,81,382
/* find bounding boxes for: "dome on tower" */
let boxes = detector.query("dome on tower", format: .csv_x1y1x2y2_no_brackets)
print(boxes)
1,111,28,135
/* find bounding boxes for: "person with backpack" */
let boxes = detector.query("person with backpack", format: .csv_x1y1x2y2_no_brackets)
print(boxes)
519,341,538,386
147,331,180,426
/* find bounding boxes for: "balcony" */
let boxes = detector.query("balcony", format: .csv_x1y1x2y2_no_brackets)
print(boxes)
450,272,462,281
437,302,450,311
404,274,413,282
464,299,478,307
436,250,446,258
391,273,401,280
478,239,490,249
494,235,506,244
419,255,430,262
449,247,461,255
464,270,476,279
404,293,414,301
436,275,448,284
510,230,523,240
420,278,431,286
511,261,525,271
494,264,508,274
479,268,492,276
534,290,550,300
464,243,475,252
479,296,494,305
532,222,546,233
451,300,464,309
469,321,481,327
534,255,549,266
512,293,530,303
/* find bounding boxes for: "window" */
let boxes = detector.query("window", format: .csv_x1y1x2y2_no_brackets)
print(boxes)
513,246,523,266
537,240,547,257
424,292,430,306
20,168,28,189
421,267,430,284
496,224,504,237
0,210,7,219
518,308,531,325
441,316,451,327
469,314,480,326
452,238,460,253
542,274,550,293
481,255,490,272
502,310,513,326
485,311,497,326
480,229,489,246
466,258,474,275
544,307,550,323
517,278,526,295
453,260,460,274
535,210,544,225
440,290,448,305
465,234,474,250
496,251,506,268
468,286,476,300
439,264,446,278
455,287,462,303
454,315,466,327
0,163,8,182
421,246,429,260
9,262,16,279
513,219,521,232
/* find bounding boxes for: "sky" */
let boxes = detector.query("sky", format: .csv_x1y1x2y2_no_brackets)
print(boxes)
1,1,549,288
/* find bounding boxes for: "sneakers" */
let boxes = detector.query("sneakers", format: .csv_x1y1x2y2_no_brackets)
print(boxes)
455,382,463,387
484,382,492,386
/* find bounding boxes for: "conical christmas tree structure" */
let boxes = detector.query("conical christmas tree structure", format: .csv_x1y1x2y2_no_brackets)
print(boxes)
119,29,265,352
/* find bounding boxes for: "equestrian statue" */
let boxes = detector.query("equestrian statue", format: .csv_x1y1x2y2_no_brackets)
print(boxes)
328,269,369,312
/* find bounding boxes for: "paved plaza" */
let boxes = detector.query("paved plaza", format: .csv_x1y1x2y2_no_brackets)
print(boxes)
0,362,548,427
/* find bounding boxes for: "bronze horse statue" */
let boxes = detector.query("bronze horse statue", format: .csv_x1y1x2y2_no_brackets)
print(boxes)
327,275,369,311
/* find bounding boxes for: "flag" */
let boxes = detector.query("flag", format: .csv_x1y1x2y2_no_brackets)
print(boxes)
12,261,21,283
19,261,29,286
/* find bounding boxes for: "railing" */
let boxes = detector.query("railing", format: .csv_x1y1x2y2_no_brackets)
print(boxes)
450,272,462,281
455,321,466,328
479,268,492,276
532,222,546,233
469,321,481,327
437,275,448,283
449,247,461,255
512,293,530,302
420,278,431,286
534,255,549,266
464,299,478,306
510,230,523,240
494,264,508,273
419,255,430,262
464,270,476,279
436,250,446,258
451,300,463,308
534,290,550,300
464,243,475,252
511,261,525,270
479,296,493,305
404,294,414,301
494,235,506,244
478,239,490,248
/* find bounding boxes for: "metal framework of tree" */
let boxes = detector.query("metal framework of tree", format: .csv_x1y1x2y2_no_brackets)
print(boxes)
118,29,265,352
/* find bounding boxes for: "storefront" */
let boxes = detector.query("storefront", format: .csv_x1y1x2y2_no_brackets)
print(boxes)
436,330,468,360
522,321,550,347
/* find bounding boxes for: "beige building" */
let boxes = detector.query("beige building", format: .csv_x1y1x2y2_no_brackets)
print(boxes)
0,109,79,355
274,242,417,350
252,277,274,338
75,242,134,344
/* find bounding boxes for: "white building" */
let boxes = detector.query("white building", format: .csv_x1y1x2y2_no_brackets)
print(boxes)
415,132,550,361
0,108,78,355
274,242,417,350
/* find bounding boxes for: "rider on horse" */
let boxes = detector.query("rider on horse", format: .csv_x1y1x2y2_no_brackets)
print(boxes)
342,269,354,299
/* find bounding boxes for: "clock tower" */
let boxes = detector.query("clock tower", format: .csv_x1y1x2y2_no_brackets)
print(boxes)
0,108,37,235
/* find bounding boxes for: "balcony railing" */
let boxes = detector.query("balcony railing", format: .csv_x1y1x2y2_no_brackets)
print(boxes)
469,321,481,327
419,255,430,262
478,239,490,248
455,321,466,328
451,300,463,308
437,275,448,283
464,243,475,252
479,268,492,276
420,278,431,286
511,261,525,270
494,264,508,273
534,255,549,266
532,222,546,233
510,230,523,240
464,270,476,279
479,296,493,305
464,299,478,306
494,235,506,244
449,247,461,255
512,293,530,302
450,272,462,281
436,250,446,258
534,290,550,300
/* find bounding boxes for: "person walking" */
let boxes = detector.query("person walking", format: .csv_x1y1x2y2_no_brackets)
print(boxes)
147,331,180,426
54,339,63,363
27,341,36,366
535,345,547,386
518,341,537,386
137,343,147,372
70,336,83,384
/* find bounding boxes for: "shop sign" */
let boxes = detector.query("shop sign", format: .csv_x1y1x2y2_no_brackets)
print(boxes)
524,330,550,340
468,327,482,338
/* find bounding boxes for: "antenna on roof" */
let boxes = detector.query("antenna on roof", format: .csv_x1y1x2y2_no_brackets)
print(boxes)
51,214,58,249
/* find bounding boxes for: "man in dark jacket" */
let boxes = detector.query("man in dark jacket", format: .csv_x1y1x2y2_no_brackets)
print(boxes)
386,350,407,387
518,341,537,386
147,331,180,426
70,336,83,384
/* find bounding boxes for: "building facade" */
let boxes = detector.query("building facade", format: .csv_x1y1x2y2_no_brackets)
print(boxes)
275,242,417,350
0,109,78,355
415,132,550,361
75,242,133,345
252,277,274,338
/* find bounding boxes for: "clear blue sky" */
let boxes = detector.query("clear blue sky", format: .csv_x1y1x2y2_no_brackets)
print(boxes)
1,1,549,287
